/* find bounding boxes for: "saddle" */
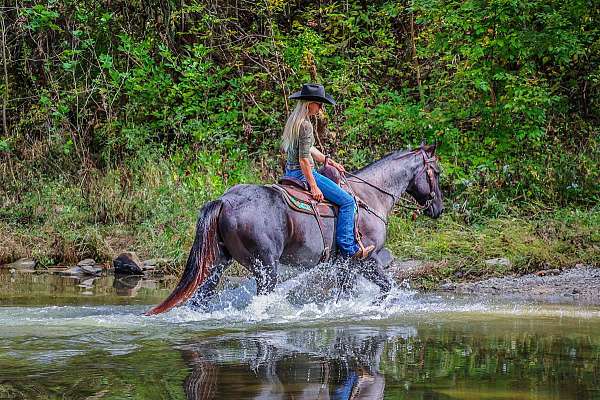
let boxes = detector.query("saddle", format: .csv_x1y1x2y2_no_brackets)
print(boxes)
271,164,342,217
267,164,347,262
271,181,337,218
269,163,392,262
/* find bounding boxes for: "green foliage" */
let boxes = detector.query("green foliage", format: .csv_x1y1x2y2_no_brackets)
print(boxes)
22,4,61,32
0,0,598,266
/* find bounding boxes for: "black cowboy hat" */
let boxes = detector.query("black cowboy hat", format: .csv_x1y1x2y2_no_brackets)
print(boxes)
289,83,336,105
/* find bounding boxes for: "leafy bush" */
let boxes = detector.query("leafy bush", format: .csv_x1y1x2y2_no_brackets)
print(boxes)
0,0,597,236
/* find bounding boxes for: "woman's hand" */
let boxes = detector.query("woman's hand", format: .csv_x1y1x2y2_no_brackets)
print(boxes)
329,160,346,173
310,185,324,202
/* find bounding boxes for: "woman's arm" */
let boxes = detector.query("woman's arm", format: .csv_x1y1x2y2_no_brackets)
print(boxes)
309,147,346,172
309,147,326,164
300,158,323,201
298,121,323,201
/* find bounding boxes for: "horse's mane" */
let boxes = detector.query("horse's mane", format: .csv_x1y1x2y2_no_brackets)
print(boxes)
354,148,414,175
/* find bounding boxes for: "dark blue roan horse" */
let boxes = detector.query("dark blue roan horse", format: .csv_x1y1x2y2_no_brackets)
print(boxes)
147,145,443,315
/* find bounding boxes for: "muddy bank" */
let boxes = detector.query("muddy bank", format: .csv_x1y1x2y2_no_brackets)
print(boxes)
438,265,600,305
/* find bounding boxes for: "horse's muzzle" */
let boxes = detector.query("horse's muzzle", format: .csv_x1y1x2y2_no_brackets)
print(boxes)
425,202,444,219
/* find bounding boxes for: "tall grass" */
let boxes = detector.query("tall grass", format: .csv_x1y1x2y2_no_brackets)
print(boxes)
0,151,258,266
387,208,600,288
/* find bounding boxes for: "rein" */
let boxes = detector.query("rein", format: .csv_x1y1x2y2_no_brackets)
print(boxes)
343,171,399,203
342,149,438,222
340,173,389,225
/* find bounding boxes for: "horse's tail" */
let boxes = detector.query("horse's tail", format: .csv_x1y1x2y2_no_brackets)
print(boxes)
145,200,223,315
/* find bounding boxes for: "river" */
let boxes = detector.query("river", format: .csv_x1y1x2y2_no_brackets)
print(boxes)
1,268,599,399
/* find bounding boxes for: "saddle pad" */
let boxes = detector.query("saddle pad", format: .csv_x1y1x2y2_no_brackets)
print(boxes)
267,184,337,218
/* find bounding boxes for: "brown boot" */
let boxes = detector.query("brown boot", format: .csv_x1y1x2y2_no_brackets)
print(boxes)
352,244,376,260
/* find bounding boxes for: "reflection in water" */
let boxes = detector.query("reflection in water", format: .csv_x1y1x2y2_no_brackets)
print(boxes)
175,322,600,400
0,270,173,305
2,268,600,399
179,327,404,399
0,311,600,399
113,274,144,297
182,355,219,400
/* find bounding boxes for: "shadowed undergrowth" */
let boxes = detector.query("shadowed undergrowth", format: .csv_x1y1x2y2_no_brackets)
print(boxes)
1,0,598,288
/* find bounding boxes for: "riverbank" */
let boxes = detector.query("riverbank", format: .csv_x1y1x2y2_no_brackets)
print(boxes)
1,0,598,297
1,206,597,290
386,207,599,289
437,265,600,305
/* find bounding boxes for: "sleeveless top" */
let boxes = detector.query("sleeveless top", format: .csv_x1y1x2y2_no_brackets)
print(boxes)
286,119,315,170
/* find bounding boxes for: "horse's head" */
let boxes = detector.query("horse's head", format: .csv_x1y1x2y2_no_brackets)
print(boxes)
406,144,444,219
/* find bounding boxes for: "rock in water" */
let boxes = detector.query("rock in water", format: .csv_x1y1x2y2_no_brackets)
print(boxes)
80,264,102,276
142,258,171,271
77,258,96,266
113,252,144,275
61,266,82,275
2,258,37,271
61,263,102,276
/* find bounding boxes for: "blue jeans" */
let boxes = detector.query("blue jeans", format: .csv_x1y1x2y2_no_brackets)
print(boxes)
284,168,359,256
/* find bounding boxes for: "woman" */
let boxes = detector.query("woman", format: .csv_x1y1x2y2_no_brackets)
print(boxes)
282,83,375,260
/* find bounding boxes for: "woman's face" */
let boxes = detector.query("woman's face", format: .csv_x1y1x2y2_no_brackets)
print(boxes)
307,102,323,116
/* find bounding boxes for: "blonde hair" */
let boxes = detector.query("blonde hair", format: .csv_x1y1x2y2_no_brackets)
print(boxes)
281,100,310,153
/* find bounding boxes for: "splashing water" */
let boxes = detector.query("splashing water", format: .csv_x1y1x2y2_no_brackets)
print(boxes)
2,267,600,399
3,263,598,338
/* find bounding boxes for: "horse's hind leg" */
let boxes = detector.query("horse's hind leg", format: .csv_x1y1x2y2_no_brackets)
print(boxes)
251,259,278,295
217,189,285,297
187,247,232,309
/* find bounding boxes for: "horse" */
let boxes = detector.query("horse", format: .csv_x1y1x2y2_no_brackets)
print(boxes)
146,144,443,315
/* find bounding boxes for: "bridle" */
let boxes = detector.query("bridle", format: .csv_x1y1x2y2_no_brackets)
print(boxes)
342,148,439,222
409,148,439,211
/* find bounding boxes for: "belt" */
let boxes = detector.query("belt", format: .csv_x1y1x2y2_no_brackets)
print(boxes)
285,162,313,171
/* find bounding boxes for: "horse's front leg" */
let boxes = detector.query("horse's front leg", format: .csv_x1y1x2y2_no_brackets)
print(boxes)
359,257,393,294
371,247,394,269
335,258,358,299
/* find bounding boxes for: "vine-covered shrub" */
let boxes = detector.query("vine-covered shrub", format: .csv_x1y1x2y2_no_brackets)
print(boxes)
1,0,598,218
